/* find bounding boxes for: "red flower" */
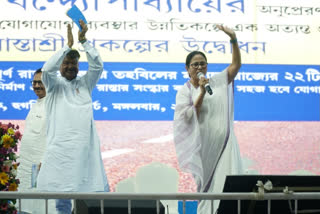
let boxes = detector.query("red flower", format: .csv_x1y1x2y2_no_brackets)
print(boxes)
14,131,22,140
1,165,10,173
0,124,8,134
0,203,8,211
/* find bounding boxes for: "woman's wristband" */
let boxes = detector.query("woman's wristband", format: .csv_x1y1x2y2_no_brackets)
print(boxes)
230,38,237,44
79,38,87,44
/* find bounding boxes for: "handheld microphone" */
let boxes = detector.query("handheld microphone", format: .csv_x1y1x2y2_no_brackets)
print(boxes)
197,72,213,95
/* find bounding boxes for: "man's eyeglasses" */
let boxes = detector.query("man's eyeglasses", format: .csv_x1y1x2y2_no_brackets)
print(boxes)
190,62,208,69
31,80,43,85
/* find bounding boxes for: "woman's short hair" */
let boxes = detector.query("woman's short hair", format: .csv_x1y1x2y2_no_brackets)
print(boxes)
185,51,207,68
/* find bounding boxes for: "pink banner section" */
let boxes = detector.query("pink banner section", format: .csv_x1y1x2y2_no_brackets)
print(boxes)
8,120,320,192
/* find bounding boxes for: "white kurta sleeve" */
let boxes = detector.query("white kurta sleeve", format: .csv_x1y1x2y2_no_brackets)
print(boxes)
82,41,103,92
42,45,71,92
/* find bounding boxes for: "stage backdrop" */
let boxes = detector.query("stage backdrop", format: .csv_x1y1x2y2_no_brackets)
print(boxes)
0,0,319,120
0,0,320,192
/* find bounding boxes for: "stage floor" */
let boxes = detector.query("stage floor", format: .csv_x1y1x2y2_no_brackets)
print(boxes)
6,120,320,192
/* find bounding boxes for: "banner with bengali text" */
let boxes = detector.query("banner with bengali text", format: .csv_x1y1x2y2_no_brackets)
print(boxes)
0,0,319,121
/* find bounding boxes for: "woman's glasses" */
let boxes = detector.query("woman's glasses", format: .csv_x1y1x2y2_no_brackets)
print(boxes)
190,62,208,69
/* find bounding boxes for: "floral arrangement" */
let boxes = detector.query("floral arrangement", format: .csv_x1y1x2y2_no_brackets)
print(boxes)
0,122,22,214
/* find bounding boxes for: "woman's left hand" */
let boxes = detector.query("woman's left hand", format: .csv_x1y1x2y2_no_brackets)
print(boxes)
216,24,236,40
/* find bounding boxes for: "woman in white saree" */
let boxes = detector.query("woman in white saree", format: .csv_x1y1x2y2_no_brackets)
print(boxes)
173,25,243,214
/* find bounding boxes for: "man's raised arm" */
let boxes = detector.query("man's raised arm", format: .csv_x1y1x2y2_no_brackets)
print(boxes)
77,20,104,92
42,24,73,92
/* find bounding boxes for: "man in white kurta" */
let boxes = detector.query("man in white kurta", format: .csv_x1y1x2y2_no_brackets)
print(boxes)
17,69,56,213
37,21,109,214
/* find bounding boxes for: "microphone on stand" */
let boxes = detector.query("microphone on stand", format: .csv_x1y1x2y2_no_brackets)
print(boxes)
197,72,213,95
